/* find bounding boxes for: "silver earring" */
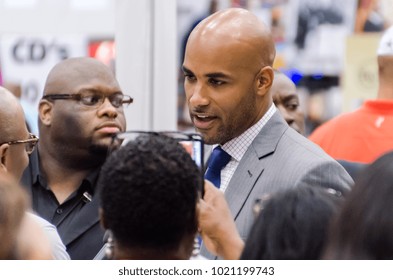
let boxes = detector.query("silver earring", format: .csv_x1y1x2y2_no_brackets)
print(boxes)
105,230,114,259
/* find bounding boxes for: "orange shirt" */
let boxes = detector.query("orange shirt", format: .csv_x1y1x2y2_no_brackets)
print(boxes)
309,100,393,163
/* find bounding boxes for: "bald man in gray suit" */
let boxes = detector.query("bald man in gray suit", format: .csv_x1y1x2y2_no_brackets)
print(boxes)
182,8,353,259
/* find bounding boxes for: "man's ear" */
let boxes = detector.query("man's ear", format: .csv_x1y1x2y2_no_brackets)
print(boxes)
99,208,108,230
256,66,274,97
0,144,9,172
39,99,53,126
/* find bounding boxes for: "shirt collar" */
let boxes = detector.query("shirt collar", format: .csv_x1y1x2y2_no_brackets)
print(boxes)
221,103,277,161
30,149,99,195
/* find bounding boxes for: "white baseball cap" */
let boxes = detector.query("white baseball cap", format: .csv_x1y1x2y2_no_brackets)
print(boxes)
377,26,393,56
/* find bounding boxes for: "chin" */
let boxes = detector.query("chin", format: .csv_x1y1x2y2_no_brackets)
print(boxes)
89,143,111,157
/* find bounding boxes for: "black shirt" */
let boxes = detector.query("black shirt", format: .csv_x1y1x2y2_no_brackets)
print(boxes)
21,149,105,260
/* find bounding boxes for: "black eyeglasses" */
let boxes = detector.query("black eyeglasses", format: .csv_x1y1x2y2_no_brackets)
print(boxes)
42,91,133,108
0,133,39,155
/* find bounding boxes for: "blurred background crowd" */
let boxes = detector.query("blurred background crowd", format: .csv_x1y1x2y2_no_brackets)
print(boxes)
0,0,392,135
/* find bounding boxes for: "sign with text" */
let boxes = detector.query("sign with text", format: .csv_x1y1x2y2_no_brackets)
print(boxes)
0,34,86,107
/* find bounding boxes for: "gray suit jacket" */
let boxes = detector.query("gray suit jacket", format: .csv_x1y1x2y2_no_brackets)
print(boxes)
200,111,353,259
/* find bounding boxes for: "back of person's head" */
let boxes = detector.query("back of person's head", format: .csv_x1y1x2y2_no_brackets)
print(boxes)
377,26,393,94
324,151,393,259
98,134,201,259
0,172,28,259
0,86,31,180
241,185,343,260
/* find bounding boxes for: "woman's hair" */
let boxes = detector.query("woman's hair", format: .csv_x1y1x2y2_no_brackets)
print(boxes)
241,185,343,260
324,151,393,259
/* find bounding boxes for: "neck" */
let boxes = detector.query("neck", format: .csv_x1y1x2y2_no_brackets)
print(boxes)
114,247,189,260
38,145,99,204
377,84,393,100
113,237,194,260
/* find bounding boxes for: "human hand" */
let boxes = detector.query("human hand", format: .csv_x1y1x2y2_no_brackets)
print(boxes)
197,180,244,259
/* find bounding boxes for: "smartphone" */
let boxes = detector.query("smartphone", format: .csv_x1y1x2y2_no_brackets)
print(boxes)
178,134,204,171
175,133,205,197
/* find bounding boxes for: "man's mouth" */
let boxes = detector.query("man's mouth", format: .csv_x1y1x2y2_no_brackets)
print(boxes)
96,122,122,134
192,113,217,130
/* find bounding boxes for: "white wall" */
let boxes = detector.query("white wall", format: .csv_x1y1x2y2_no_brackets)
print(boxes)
0,0,178,131
115,0,177,130
0,0,115,35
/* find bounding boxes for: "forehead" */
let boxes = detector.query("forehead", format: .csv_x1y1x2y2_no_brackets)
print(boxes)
184,33,261,75
271,74,296,97
45,61,120,94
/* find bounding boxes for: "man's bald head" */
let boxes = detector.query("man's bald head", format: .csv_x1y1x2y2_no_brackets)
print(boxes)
43,57,119,96
188,8,276,68
0,87,30,180
183,8,276,145
0,87,26,143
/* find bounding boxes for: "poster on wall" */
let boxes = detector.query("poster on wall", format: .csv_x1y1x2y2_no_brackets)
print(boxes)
0,34,86,108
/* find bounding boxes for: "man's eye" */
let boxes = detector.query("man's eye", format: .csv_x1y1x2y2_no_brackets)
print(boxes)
184,74,196,82
286,102,299,110
82,94,101,105
208,79,224,86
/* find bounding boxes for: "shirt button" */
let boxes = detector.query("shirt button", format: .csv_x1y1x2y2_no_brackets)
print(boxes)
56,209,63,214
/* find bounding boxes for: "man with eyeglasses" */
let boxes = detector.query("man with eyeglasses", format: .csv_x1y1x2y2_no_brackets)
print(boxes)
0,87,37,179
0,86,69,259
21,57,132,259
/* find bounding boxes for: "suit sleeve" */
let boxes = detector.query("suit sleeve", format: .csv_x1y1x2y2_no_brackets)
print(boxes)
295,160,354,195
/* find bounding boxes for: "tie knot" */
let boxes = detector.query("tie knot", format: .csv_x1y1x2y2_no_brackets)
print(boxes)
207,146,231,171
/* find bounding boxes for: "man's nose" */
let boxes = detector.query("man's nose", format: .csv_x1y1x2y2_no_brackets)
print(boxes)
188,83,209,107
97,97,119,118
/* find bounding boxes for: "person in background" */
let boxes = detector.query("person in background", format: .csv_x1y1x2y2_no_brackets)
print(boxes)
0,172,29,259
98,134,201,260
270,70,305,135
0,86,69,259
21,57,132,259
309,26,393,163
324,151,393,259
182,7,353,259
198,182,343,260
240,185,343,260
0,172,54,260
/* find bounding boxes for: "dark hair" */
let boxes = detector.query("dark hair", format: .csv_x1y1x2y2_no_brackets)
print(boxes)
324,151,393,259
98,134,201,252
241,185,342,260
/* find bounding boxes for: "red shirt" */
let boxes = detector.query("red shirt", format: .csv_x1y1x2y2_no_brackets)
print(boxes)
309,99,393,163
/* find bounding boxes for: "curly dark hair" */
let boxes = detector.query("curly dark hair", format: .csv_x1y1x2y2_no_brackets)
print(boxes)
98,133,201,252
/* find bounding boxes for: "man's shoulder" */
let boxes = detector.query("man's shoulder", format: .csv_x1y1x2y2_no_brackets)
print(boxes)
277,128,332,159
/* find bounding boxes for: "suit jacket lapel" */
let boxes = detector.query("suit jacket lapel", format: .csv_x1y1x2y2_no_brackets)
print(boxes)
224,111,288,220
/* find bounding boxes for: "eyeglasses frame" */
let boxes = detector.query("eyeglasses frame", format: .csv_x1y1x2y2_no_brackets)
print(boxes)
0,133,39,155
42,92,133,108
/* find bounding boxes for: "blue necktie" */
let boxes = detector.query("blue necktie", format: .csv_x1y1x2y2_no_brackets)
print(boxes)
204,146,231,188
